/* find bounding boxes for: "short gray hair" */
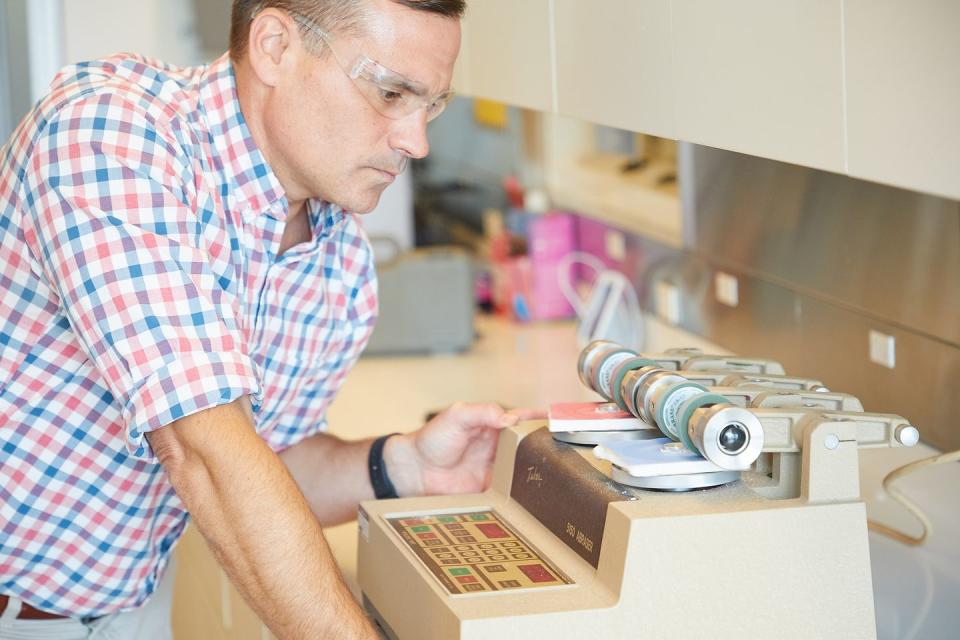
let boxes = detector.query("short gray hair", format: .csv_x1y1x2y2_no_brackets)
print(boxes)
229,0,465,60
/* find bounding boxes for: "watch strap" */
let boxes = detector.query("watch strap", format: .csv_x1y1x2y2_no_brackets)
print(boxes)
368,433,400,500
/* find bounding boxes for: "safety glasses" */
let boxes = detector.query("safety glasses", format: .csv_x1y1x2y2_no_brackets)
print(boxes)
291,13,454,122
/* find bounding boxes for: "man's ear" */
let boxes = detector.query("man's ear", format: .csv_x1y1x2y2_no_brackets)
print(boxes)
246,9,299,88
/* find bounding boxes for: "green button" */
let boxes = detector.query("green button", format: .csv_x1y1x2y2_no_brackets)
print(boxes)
469,514,490,521
411,525,431,533
449,568,470,576
438,516,457,523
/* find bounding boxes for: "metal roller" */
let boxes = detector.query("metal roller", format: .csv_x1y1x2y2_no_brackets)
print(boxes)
577,340,638,401
636,371,686,426
608,356,659,412
575,341,765,470
619,365,661,416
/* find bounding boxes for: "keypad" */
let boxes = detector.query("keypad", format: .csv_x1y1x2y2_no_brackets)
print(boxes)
389,510,572,595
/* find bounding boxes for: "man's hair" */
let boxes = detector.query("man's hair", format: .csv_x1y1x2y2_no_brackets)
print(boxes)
229,0,466,61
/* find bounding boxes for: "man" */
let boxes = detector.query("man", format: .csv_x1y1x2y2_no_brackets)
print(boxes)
0,1,526,637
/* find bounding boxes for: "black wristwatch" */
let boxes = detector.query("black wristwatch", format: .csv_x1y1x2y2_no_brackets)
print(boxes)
368,433,400,500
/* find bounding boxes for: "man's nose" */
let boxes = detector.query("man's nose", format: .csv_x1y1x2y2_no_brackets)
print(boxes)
389,109,430,160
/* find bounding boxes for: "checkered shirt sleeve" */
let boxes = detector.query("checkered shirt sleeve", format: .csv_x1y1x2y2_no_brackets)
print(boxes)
19,91,260,457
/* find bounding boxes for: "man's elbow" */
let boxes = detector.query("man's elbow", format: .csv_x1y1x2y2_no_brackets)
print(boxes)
146,419,223,513
146,398,256,492
146,424,192,479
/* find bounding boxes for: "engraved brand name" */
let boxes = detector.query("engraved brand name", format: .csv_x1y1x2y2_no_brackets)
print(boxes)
565,521,595,553
526,466,544,487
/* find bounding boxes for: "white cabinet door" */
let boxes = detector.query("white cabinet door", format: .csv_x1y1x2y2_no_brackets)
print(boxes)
553,0,674,139
457,0,554,111
451,18,471,97
844,0,960,201
671,0,845,173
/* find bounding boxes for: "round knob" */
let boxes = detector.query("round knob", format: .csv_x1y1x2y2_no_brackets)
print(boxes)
719,423,749,455
895,425,920,447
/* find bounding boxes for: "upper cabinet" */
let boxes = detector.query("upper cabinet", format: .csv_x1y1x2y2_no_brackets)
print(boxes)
844,0,960,201
451,15,472,96
670,0,845,173
553,0,674,139
456,0,554,112
453,0,957,201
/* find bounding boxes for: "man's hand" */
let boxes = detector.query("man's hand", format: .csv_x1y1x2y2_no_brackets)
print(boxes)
278,403,545,526
383,402,546,497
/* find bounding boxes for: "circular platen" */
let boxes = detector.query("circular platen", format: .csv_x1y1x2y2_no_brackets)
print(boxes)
552,429,661,446
610,465,741,491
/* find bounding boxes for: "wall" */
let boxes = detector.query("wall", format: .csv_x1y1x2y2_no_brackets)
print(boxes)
425,102,960,451
0,0,33,141
0,0,234,143
420,96,529,190
62,0,203,66
649,146,960,452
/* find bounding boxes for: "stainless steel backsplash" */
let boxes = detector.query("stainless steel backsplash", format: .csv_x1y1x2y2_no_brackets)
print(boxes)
634,145,960,451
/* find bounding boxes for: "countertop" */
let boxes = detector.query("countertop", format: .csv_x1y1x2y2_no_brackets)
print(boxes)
324,314,959,639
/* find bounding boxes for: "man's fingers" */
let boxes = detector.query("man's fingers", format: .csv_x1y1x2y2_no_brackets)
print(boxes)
437,402,510,433
506,407,547,421
440,403,547,431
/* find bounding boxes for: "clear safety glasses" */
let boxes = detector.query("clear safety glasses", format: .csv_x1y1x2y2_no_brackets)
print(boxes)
291,13,454,122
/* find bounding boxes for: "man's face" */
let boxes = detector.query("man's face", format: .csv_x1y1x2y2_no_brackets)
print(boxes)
263,0,461,213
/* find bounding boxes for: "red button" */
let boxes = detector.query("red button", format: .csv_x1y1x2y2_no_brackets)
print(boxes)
475,523,509,539
518,564,555,583
456,575,478,584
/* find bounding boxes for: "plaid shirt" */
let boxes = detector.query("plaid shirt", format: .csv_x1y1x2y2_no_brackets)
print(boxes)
0,53,378,617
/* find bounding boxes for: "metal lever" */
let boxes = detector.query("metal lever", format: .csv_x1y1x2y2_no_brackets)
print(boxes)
681,355,785,375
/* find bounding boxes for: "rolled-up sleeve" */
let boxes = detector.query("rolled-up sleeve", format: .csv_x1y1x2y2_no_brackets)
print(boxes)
19,91,260,456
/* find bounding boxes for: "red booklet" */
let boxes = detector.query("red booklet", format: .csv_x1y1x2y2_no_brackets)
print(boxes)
547,402,650,433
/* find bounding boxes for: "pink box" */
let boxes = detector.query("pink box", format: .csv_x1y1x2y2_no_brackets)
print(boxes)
528,212,577,321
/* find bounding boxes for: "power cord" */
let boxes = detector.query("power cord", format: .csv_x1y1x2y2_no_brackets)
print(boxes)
866,447,960,546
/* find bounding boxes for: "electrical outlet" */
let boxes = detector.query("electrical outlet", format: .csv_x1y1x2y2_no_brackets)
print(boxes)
715,271,739,307
605,230,626,263
869,330,896,369
654,281,681,325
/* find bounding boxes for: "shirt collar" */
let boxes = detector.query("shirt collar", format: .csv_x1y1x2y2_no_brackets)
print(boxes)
199,54,288,218
199,54,351,241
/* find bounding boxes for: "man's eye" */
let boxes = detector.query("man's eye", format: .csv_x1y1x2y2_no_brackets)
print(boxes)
378,88,403,103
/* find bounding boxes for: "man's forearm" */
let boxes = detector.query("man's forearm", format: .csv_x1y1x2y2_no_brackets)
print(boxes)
279,433,377,526
148,401,376,639
279,432,422,526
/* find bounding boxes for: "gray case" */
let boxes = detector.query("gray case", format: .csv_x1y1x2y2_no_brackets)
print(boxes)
364,247,475,355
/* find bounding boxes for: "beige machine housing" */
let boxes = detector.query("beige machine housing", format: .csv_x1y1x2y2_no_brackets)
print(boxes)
358,412,907,639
